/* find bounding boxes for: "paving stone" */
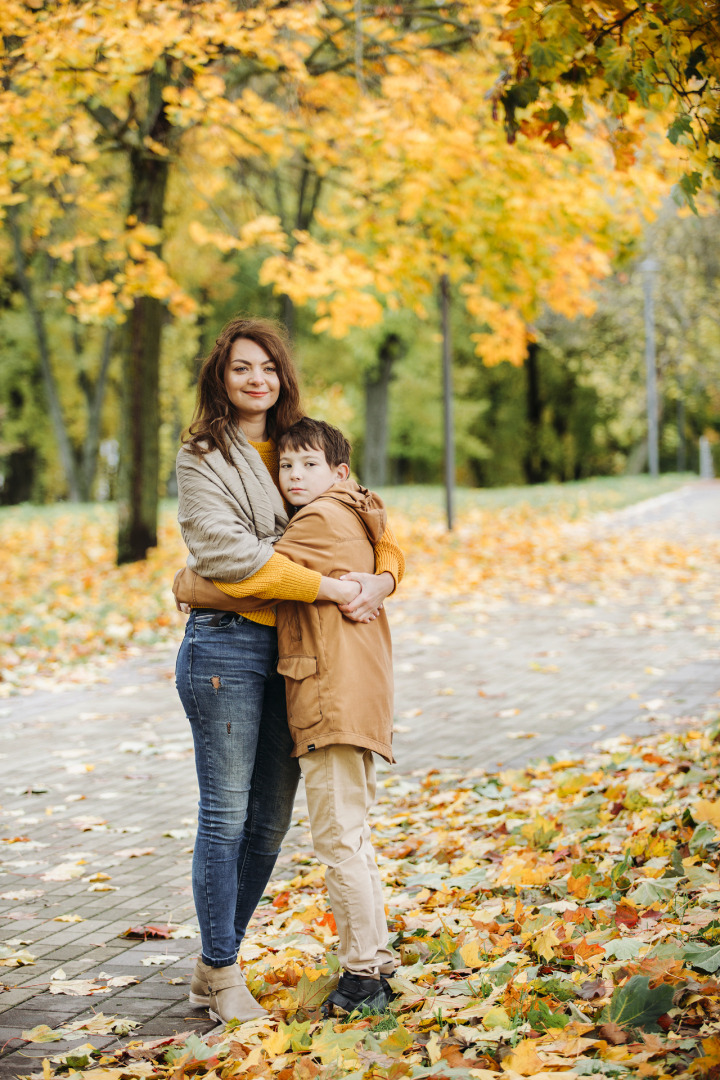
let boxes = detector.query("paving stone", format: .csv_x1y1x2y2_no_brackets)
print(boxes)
31,946,90,964
0,992,39,1010
117,982,187,1000
0,1008,81,1029
101,995,172,1013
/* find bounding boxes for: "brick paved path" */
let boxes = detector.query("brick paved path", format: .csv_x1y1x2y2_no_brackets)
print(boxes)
0,482,718,1076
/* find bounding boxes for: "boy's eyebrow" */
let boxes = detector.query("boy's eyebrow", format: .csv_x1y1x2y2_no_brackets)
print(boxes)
278,446,324,457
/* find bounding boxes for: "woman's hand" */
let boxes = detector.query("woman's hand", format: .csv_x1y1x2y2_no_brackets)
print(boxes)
338,571,394,622
173,569,191,615
316,576,362,606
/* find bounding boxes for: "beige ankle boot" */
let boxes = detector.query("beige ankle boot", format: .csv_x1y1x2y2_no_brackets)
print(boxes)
189,959,210,1007
206,962,267,1023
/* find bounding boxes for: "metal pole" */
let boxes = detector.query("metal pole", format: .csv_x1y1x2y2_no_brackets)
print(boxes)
641,257,659,477
439,272,454,531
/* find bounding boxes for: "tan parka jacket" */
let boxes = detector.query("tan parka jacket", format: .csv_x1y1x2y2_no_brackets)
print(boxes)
173,480,395,762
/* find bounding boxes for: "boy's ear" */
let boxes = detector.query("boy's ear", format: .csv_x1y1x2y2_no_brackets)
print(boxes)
336,462,350,481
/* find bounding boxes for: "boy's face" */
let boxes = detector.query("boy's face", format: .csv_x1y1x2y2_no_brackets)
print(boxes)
279,445,349,507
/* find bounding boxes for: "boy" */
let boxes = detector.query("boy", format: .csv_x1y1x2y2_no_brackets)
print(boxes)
176,418,402,1015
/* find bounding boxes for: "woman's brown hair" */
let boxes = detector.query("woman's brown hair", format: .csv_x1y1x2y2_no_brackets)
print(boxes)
182,316,303,460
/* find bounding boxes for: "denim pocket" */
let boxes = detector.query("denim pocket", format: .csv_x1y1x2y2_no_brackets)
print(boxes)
193,611,241,629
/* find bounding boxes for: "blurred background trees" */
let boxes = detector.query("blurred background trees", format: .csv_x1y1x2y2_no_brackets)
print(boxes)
0,1,718,561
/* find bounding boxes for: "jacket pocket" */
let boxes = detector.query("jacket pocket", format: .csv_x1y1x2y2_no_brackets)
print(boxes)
277,655,322,729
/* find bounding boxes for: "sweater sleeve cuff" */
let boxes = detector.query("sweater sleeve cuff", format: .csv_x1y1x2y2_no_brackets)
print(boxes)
214,553,321,603
374,524,405,595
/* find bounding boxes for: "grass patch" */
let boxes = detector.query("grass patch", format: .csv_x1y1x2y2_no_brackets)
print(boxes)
377,473,694,520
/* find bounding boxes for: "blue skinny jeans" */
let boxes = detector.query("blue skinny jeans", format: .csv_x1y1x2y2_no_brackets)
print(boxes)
175,610,300,967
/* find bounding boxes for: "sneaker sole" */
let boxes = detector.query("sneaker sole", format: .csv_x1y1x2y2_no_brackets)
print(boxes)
326,990,391,1017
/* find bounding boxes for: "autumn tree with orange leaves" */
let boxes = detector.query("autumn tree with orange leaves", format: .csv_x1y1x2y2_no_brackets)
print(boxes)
0,0,693,556
0,0,487,560
179,23,681,488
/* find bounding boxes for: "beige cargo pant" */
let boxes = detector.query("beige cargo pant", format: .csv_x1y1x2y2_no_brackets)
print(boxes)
299,744,394,977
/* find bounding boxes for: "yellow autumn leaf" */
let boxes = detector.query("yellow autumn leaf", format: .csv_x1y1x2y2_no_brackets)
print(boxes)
495,853,556,886
482,1007,512,1030
533,925,561,962
379,1023,415,1056
293,903,326,925
501,1039,545,1074
261,1023,296,1057
693,800,720,829
459,937,487,969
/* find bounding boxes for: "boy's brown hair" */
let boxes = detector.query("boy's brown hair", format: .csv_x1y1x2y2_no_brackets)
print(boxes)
278,417,351,469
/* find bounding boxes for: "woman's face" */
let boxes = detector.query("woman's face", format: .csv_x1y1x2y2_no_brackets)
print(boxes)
224,338,281,427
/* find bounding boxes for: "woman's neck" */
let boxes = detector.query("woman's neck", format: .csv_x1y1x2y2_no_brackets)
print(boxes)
237,417,269,442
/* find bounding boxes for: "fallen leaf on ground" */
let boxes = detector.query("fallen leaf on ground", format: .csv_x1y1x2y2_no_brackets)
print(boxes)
0,946,35,967
22,1015,139,1042
50,974,139,996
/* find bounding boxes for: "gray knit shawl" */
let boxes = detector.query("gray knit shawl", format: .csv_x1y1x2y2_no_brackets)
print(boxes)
176,426,288,582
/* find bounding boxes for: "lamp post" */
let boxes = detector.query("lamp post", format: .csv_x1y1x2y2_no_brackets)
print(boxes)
641,257,659,477
439,272,454,531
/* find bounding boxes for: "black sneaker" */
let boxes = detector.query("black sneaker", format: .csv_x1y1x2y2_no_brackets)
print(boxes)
325,971,392,1016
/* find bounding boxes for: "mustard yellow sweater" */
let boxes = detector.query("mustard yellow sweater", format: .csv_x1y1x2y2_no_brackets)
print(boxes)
213,438,403,627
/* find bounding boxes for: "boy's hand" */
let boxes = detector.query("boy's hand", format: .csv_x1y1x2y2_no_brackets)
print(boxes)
339,571,393,622
317,576,362,606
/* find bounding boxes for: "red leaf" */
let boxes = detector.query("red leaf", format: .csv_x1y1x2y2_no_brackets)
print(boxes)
614,902,639,928
598,1022,630,1045
315,912,337,934
123,924,173,939
577,978,610,1001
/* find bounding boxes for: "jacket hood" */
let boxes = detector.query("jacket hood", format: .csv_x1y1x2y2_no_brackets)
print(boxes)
319,479,387,544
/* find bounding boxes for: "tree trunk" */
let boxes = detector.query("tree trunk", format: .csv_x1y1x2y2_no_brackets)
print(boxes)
363,332,404,487
677,396,686,472
276,159,322,343
81,327,114,500
116,146,170,564
524,341,545,484
8,207,82,502
280,292,296,340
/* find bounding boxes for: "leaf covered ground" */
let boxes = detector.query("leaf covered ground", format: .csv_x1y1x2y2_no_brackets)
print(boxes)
23,723,720,1080
1,478,715,696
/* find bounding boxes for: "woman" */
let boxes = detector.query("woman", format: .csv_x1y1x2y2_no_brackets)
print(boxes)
174,316,400,1024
